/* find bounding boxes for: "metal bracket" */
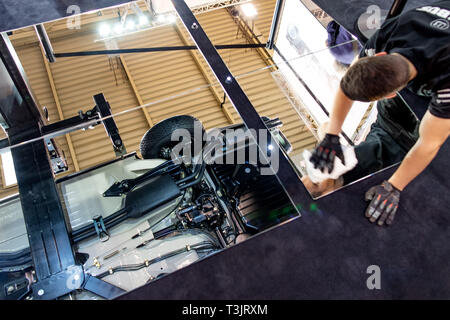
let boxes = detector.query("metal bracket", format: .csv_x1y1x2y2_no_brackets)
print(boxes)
267,0,284,50
31,265,126,300
92,216,110,242
41,93,127,157
93,93,127,157
31,265,84,300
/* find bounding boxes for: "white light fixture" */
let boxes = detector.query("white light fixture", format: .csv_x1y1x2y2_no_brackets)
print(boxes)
241,3,257,17
99,23,111,37
114,23,124,35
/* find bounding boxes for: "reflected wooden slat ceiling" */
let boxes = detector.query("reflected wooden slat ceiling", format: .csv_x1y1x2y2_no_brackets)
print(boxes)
0,0,316,198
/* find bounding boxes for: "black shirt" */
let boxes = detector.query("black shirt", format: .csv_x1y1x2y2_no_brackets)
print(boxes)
360,1,450,119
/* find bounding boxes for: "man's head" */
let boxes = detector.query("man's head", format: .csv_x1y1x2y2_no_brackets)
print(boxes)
340,53,411,102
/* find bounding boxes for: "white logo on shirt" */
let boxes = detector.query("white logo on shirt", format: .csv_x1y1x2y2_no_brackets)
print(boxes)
417,6,450,20
430,19,450,30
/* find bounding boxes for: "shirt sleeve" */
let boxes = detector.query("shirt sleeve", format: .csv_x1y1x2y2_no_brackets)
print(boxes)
429,88,450,119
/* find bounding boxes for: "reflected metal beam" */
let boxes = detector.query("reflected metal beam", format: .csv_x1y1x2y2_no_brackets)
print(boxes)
35,24,56,63
171,0,312,209
267,0,284,50
1,32,76,299
0,33,43,129
53,43,267,57
1,34,126,299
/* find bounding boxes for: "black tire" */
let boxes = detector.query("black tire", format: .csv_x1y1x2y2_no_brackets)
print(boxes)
140,115,204,160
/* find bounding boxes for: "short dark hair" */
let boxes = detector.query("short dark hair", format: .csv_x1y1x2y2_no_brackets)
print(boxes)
340,55,410,102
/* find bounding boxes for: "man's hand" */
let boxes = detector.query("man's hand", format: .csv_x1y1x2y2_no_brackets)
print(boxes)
310,133,346,173
365,181,400,226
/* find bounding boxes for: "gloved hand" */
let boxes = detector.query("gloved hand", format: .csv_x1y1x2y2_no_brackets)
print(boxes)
365,181,400,226
310,133,346,173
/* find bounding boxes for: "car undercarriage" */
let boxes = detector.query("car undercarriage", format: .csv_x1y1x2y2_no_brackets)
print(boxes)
0,114,296,300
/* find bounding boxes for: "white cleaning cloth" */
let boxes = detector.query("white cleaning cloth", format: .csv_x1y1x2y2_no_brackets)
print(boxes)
303,145,358,184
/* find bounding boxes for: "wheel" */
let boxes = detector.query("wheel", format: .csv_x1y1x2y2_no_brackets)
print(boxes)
140,115,205,160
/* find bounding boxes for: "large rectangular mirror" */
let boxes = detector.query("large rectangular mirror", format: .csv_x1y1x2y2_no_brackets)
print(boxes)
270,0,419,199
0,0,303,300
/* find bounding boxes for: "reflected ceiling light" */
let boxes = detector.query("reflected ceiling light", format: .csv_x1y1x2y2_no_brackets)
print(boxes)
99,23,111,37
114,23,124,35
139,15,149,26
166,14,176,24
125,20,136,30
241,3,257,17
157,15,166,23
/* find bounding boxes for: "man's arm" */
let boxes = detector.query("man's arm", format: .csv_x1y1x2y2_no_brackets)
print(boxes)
388,111,450,190
327,86,355,135
364,111,449,226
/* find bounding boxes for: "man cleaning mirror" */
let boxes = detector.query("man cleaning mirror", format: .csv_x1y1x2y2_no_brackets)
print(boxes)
309,1,450,226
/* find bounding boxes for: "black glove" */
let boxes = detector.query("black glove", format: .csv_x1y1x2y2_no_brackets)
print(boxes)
310,133,346,173
365,181,400,226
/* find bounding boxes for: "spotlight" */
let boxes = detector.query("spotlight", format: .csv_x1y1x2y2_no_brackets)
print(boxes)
114,23,124,35
99,23,111,37
241,3,257,17
139,15,149,26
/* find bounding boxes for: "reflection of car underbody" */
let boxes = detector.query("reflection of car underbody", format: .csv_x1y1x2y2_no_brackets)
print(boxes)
0,115,296,300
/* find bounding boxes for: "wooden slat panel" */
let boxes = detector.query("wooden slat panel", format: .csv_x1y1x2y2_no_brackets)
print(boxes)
117,22,229,130
253,0,278,43
49,32,149,169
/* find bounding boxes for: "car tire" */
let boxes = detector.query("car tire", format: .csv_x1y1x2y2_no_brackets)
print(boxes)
140,115,204,160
